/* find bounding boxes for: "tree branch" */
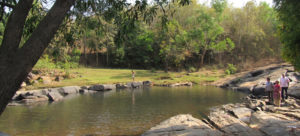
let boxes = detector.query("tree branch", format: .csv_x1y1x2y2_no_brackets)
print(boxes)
19,0,76,69
0,0,34,53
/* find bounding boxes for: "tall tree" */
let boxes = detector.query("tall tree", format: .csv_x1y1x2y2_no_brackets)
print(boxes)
274,0,300,70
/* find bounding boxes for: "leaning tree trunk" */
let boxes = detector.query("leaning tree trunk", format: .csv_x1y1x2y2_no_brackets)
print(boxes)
0,0,75,115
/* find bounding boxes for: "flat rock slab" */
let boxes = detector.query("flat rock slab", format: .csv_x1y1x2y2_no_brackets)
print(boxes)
208,110,263,136
142,114,223,136
250,111,300,136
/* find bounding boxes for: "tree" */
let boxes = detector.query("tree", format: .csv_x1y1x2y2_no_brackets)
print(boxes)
274,0,300,70
0,0,190,115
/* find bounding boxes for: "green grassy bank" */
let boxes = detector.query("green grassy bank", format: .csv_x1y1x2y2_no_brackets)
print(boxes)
27,68,225,89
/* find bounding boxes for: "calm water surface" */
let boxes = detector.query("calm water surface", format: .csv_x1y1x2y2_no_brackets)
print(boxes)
0,86,246,136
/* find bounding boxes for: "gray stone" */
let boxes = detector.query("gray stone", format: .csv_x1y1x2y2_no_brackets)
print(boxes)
234,87,251,93
58,86,80,95
116,84,128,89
79,89,89,94
250,111,300,136
288,84,300,99
230,107,253,123
103,84,116,90
47,92,63,101
252,84,265,96
208,110,263,136
88,85,104,91
127,82,143,88
143,114,223,136
143,81,153,86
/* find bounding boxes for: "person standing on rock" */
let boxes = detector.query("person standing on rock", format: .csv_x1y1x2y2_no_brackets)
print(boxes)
265,77,274,103
273,81,281,106
280,73,290,101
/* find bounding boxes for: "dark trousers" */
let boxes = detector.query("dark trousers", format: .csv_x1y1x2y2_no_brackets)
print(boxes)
281,87,288,100
266,91,273,102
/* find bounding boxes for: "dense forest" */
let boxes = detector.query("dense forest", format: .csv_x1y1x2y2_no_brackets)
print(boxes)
0,0,281,72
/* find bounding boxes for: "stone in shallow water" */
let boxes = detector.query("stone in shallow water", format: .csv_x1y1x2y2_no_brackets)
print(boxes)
142,114,223,136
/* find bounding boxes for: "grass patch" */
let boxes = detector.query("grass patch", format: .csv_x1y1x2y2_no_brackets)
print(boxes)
28,68,225,89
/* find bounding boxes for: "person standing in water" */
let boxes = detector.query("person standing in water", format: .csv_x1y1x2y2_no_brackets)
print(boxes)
132,70,135,81
280,73,290,101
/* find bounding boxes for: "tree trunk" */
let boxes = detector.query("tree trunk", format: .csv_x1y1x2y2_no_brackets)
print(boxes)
96,50,99,67
0,0,75,115
106,45,109,67
199,49,207,68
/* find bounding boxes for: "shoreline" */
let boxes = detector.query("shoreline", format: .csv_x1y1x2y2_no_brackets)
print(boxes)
142,96,300,136
9,81,194,106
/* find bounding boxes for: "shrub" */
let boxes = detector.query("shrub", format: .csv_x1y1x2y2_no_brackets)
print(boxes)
188,66,197,73
35,55,56,69
225,64,237,75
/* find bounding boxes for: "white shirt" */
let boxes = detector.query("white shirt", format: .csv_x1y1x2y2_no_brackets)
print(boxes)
280,77,290,87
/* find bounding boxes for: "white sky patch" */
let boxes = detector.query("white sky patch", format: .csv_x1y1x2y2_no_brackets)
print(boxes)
198,0,274,7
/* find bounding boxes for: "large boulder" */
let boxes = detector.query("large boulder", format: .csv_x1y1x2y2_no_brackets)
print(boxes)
142,114,223,136
127,82,143,88
58,86,81,95
88,85,104,91
252,84,265,96
288,84,300,99
47,92,63,101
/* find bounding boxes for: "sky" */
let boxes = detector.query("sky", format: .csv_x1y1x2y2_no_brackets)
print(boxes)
198,0,274,8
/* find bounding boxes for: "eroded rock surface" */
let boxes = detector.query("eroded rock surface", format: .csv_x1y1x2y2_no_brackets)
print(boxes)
143,114,223,136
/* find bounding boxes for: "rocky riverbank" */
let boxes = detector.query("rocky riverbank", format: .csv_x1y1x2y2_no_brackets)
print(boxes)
213,64,300,98
9,81,153,106
10,80,194,106
143,96,300,136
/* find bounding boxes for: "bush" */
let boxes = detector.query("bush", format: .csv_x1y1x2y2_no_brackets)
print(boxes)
225,64,237,75
150,68,157,73
188,66,197,73
35,55,56,69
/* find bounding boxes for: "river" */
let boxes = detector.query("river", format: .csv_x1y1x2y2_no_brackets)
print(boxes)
0,86,246,135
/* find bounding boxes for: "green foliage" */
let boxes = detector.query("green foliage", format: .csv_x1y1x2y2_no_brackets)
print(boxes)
274,0,300,70
35,55,57,69
225,64,237,75
188,66,197,73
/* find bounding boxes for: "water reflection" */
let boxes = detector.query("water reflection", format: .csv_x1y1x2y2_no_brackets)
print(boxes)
0,86,246,136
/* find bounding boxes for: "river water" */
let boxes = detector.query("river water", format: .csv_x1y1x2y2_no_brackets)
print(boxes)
0,86,246,136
